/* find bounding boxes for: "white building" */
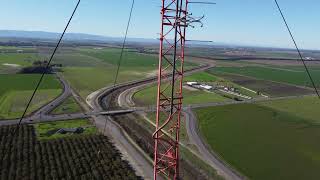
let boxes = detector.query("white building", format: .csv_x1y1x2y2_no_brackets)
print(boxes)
187,82,198,86
200,84,213,90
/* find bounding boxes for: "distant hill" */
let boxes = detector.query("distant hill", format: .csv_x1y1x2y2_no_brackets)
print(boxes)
0,30,158,43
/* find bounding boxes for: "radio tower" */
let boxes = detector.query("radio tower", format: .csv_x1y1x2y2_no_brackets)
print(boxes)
153,0,188,179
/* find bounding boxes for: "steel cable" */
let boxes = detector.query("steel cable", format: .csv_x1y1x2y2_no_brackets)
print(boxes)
102,0,135,133
274,0,320,98
3,0,81,157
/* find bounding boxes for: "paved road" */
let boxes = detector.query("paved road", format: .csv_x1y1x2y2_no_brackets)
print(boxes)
34,74,72,116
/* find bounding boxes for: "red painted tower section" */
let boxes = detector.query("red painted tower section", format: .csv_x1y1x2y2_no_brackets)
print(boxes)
153,0,188,179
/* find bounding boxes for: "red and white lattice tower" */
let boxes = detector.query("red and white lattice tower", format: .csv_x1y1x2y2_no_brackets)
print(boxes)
153,0,188,179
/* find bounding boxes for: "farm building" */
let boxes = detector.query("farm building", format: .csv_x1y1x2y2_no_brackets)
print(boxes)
200,84,213,90
187,82,198,86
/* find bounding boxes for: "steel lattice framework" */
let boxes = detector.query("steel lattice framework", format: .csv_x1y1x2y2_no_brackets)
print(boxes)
153,0,188,179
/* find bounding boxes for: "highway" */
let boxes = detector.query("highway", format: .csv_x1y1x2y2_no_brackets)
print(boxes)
115,65,246,180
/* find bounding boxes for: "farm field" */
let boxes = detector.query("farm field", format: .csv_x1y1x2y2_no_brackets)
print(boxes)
0,46,37,52
211,72,313,97
61,47,198,99
78,48,159,67
0,53,39,73
259,96,320,123
184,71,218,82
62,66,150,98
195,103,320,180
0,89,61,119
239,59,320,67
51,96,82,115
0,74,62,119
0,53,37,66
51,52,109,67
211,66,320,87
184,47,303,60
0,124,140,179
78,47,195,68
35,119,96,140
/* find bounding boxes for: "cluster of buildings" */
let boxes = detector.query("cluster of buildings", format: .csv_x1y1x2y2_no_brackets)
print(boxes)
186,81,239,92
186,81,253,99
186,82,213,90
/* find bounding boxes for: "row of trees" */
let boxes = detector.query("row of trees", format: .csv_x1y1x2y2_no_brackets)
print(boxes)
0,125,140,180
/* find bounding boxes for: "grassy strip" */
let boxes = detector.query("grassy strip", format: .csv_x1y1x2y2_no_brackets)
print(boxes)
34,119,96,140
51,96,82,115
180,146,224,180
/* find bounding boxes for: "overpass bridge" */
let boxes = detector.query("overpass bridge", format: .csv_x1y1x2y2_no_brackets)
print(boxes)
0,109,135,126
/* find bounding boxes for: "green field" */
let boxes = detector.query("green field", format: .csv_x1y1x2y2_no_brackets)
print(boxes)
51,96,82,115
0,89,61,119
0,53,39,73
79,48,195,67
196,103,320,180
0,74,61,119
79,48,159,67
0,46,37,51
62,66,150,98
35,119,96,140
0,53,38,66
134,83,228,105
61,47,197,99
259,96,320,123
184,71,218,82
211,66,320,87
52,53,109,67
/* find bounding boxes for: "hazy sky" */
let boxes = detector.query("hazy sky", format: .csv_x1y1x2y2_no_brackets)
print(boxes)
0,0,319,49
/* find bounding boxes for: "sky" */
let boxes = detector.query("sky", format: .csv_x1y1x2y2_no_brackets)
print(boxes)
0,0,319,50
